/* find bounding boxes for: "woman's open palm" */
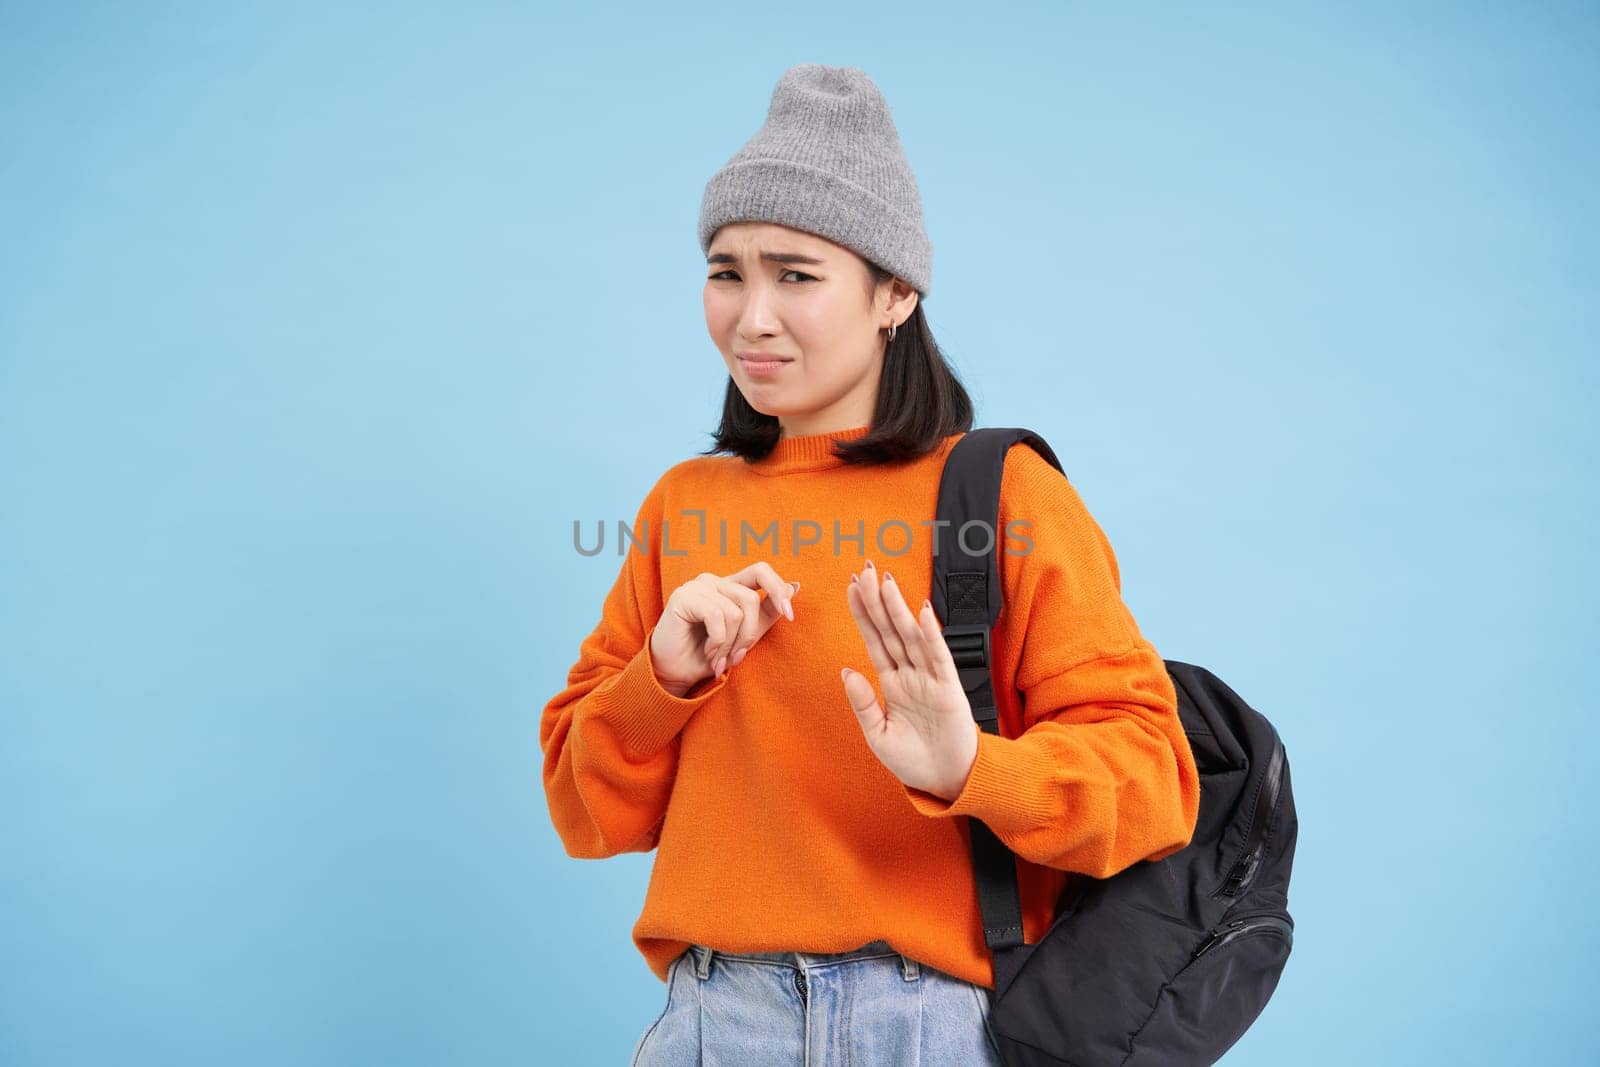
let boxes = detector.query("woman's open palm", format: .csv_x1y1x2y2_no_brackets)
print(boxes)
840,560,978,799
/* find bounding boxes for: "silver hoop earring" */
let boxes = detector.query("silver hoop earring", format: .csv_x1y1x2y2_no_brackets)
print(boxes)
887,321,898,342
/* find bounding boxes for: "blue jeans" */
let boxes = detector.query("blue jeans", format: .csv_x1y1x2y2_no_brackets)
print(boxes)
630,940,1004,1066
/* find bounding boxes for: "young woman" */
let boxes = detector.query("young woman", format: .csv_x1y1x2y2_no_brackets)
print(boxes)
540,64,1200,1066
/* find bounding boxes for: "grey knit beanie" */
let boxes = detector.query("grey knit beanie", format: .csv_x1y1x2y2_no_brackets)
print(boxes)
698,64,933,299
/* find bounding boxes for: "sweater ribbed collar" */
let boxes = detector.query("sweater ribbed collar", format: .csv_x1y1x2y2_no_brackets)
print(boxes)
746,424,873,476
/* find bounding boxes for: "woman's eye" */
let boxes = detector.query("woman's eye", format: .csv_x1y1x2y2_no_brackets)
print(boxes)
705,270,816,282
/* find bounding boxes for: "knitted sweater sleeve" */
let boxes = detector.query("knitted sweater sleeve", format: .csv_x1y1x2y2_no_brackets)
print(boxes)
539,471,730,859
899,445,1201,878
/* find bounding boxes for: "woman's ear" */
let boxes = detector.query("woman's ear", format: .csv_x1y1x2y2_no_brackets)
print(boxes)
883,277,919,331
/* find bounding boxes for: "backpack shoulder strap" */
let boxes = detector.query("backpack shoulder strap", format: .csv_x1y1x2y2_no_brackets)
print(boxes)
932,426,1063,985
933,426,1063,724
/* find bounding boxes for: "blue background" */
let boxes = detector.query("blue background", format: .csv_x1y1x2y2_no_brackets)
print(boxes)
2,2,1595,1064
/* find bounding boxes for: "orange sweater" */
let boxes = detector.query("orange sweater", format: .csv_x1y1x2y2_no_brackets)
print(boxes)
539,424,1200,989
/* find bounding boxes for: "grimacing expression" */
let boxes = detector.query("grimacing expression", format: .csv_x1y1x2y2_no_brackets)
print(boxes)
703,222,915,421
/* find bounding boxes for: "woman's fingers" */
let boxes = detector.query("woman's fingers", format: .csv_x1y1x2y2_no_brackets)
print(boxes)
726,579,799,669
915,595,961,685
731,560,796,622
718,582,765,673
852,561,912,669
845,576,897,677
715,563,799,675
688,566,800,678
710,600,737,678
874,568,933,674
699,599,729,675
690,587,738,678
753,579,799,637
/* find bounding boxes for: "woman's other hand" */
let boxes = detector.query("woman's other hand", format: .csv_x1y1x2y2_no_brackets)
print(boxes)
649,561,799,697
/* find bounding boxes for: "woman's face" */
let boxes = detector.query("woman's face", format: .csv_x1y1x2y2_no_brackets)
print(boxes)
703,221,917,436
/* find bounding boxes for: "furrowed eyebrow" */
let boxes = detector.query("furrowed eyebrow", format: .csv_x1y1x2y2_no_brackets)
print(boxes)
706,251,826,266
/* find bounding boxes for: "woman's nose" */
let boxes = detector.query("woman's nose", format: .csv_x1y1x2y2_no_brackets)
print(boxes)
736,285,780,337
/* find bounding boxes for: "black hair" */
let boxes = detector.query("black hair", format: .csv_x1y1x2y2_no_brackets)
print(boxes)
700,260,975,466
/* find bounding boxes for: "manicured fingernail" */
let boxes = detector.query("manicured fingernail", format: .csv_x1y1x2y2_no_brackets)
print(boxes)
731,647,747,666
864,559,874,570
784,599,794,621
883,570,893,584
850,574,858,584
923,599,931,613
715,655,727,676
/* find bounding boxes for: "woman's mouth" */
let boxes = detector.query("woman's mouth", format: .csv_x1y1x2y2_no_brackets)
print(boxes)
738,355,792,376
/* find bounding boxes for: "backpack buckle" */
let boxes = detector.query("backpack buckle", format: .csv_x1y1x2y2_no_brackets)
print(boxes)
942,624,991,671
943,624,998,727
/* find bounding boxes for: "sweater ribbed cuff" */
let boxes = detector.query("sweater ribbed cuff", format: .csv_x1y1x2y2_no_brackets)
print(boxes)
900,729,1056,829
587,633,729,758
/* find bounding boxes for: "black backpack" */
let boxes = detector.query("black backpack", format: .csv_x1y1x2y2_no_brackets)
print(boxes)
932,427,1298,1066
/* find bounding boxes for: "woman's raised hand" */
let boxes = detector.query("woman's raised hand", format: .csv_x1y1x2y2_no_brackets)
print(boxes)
839,558,977,800
648,561,799,697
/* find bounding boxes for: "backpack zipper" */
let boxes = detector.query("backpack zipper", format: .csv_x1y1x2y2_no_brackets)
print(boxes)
1191,913,1294,961
1218,735,1285,898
